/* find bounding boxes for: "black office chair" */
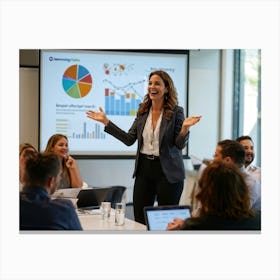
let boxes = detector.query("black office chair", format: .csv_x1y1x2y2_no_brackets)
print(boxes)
76,187,111,209
103,186,127,208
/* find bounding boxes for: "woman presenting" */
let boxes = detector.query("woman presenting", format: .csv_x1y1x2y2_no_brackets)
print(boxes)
86,70,201,224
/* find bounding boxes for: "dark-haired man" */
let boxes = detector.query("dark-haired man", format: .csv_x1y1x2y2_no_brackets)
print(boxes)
236,135,261,183
192,140,261,217
212,140,261,211
20,152,82,230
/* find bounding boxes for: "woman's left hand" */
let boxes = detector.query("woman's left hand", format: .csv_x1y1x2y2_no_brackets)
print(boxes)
183,116,202,128
181,116,202,135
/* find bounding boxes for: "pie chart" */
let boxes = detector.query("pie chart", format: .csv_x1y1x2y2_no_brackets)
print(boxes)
62,64,92,98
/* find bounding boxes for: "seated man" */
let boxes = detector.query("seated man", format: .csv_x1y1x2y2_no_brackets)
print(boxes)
192,139,261,217
20,152,82,230
236,135,261,183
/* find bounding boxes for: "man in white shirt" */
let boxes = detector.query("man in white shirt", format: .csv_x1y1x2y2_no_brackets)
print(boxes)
236,135,261,183
192,139,261,217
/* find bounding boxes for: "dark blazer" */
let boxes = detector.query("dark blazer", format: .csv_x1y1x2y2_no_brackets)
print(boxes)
105,105,189,183
20,186,82,230
181,211,261,230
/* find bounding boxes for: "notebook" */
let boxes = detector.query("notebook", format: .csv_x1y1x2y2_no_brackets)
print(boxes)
52,187,82,199
144,205,191,231
76,188,110,209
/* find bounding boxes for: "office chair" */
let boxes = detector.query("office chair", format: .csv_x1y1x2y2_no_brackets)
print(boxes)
76,187,111,209
103,186,127,208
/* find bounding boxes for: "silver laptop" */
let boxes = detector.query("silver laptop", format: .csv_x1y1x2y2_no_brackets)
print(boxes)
144,205,191,231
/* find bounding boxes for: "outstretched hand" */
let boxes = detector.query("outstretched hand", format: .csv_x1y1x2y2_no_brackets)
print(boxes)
181,115,202,135
183,116,202,128
86,107,109,126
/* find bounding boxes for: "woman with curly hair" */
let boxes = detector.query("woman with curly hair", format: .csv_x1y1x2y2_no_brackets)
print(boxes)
167,161,261,230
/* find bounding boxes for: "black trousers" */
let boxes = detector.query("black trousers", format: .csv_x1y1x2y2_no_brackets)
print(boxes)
133,155,184,224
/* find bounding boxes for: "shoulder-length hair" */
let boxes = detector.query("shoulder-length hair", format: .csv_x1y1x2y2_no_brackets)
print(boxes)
137,70,178,120
196,161,254,219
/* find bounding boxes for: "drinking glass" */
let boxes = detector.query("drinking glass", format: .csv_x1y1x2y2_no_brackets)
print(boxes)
115,202,125,226
100,202,111,220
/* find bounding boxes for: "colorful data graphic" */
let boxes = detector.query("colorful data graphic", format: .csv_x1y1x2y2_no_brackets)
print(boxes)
56,119,105,139
103,79,144,116
62,65,92,98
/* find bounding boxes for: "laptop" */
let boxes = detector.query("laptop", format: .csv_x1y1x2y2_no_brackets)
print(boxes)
76,188,110,209
144,205,191,231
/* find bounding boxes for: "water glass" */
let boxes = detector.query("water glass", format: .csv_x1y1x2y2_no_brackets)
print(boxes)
100,202,111,220
115,203,125,226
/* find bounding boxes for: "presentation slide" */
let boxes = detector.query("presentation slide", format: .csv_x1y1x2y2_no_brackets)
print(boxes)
40,50,188,156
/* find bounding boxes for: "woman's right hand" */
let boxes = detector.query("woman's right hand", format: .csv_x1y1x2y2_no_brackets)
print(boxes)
86,107,109,126
166,218,184,230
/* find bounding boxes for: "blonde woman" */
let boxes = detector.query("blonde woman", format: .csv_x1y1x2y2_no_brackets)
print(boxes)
45,134,83,189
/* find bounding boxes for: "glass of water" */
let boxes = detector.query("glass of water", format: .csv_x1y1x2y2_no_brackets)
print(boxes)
115,202,125,226
100,202,111,220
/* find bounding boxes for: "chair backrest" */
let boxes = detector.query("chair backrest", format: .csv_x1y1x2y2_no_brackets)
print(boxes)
77,187,111,208
103,186,127,208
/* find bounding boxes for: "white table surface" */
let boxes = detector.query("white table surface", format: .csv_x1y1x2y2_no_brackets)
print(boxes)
77,209,147,231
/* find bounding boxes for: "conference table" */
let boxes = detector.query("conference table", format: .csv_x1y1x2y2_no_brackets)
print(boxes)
77,208,147,231
52,188,147,231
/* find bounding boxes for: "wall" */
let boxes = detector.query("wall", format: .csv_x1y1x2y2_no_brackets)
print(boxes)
19,67,39,149
19,49,226,202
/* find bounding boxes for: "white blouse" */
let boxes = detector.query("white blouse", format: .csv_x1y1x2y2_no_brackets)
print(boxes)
140,109,163,156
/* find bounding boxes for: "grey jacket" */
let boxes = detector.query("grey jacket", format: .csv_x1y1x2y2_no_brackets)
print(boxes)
105,105,189,183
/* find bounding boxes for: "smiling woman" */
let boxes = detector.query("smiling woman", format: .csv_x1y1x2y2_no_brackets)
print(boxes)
44,134,83,189
86,70,201,224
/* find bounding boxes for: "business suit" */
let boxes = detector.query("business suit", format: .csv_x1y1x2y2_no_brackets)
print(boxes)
105,105,189,223
20,186,82,230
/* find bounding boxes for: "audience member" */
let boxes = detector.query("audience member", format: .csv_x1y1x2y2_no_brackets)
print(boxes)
20,152,82,230
236,135,261,183
192,139,261,216
167,161,261,230
213,139,261,210
19,143,37,191
45,134,83,189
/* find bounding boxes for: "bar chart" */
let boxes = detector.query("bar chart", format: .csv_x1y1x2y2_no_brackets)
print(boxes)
103,79,145,116
56,119,106,139
104,88,142,116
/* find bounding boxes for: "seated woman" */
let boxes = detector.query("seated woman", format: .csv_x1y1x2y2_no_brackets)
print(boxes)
19,143,38,191
167,161,261,230
45,134,83,189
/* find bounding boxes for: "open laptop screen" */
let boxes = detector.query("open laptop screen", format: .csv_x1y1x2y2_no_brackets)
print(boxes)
144,205,191,231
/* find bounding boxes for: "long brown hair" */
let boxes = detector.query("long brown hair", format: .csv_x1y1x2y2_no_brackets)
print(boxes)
137,70,178,120
45,134,68,153
196,161,254,219
44,134,68,167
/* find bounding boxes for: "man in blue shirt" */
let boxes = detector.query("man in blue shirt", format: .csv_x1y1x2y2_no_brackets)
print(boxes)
20,152,82,230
